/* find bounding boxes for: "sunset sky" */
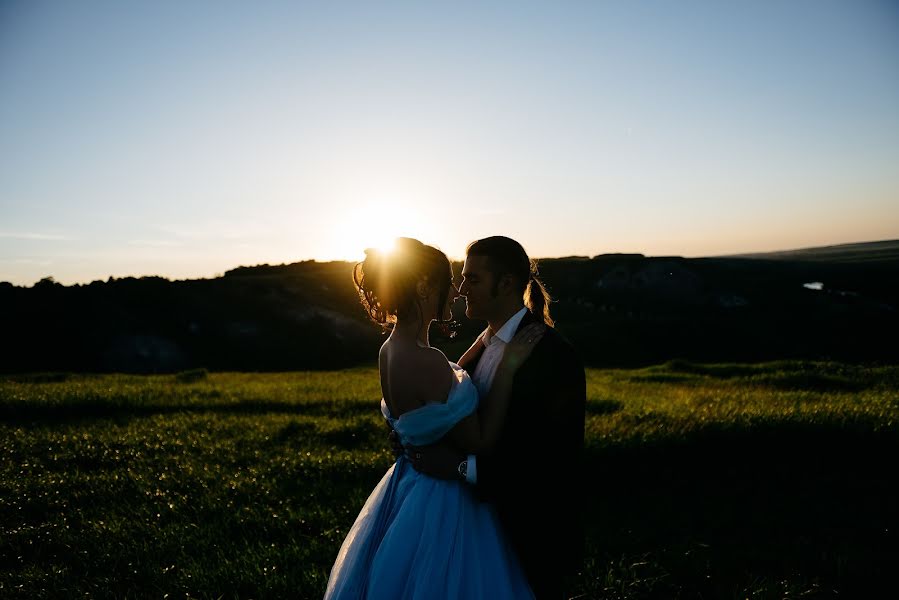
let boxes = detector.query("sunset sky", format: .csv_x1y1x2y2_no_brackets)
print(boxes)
1,1,898,286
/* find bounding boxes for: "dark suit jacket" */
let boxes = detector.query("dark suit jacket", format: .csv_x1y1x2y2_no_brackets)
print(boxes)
467,310,587,596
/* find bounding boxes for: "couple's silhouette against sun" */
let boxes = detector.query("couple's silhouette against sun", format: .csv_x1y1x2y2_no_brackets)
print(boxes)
324,236,586,600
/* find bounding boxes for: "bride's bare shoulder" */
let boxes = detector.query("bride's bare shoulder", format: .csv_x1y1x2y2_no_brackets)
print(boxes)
383,344,453,413
412,348,454,405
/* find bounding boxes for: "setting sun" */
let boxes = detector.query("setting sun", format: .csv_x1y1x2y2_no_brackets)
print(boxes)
326,202,442,261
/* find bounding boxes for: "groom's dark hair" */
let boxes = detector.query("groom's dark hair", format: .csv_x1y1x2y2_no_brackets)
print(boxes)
466,236,554,327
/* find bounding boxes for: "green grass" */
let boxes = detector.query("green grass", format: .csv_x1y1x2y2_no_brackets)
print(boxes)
1,362,898,598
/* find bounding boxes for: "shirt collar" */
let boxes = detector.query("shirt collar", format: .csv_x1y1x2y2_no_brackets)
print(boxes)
484,307,529,346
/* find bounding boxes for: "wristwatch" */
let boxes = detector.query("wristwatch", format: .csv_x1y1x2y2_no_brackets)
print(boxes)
457,459,468,480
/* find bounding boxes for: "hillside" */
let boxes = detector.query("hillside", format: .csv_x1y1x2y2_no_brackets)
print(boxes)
728,238,899,263
1,240,898,373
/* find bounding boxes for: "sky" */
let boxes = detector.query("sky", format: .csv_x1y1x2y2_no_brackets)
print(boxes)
1,1,898,286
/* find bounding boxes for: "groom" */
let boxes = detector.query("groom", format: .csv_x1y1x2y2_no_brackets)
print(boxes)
407,236,587,599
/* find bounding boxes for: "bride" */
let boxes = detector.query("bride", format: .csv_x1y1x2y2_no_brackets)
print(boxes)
324,237,543,599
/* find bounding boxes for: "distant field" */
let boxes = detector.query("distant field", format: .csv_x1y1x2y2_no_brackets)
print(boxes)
2,362,898,598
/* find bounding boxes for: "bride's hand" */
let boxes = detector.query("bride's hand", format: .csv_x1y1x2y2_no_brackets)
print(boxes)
502,322,546,371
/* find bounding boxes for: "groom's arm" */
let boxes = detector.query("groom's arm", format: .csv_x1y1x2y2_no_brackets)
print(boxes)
406,438,466,480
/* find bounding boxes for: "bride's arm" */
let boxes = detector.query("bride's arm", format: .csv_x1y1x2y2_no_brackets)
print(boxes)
446,323,545,455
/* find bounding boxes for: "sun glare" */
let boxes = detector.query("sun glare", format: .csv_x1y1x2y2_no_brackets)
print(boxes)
328,203,438,261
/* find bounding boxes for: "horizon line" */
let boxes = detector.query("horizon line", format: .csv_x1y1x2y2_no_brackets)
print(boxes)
4,237,897,289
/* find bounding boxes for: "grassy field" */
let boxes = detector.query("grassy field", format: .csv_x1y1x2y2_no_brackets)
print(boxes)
1,361,898,598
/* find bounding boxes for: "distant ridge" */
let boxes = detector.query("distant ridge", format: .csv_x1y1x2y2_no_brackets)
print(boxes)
720,239,899,264
2,239,898,372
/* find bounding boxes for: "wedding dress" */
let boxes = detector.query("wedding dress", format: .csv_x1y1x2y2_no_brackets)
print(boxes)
323,362,534,599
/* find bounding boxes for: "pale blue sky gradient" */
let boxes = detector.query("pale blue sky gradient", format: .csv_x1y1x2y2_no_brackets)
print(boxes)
2,1,898,285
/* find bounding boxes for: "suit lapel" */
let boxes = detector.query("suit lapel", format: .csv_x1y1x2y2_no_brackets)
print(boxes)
512,309,545,383
514,309,539,336
466,343,486,373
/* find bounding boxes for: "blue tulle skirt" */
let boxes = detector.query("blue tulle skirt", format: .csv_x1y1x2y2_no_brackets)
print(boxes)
324,456,534,599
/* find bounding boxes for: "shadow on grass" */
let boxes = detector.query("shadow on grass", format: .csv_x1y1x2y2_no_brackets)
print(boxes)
586,399,625,416
3,372,76,384
578,421,899,598
3,370,209,384
639,359,898,392
750,372,864,392
0,398,378,425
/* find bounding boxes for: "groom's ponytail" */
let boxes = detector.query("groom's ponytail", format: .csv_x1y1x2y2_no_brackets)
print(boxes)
525,273,554,327
466,236,554,327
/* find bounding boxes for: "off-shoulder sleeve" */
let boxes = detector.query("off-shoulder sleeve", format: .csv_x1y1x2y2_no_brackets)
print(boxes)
388,363,478,446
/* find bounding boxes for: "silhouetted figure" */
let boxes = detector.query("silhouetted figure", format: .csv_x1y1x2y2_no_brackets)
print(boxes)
409,236,587,600
325,237,542,599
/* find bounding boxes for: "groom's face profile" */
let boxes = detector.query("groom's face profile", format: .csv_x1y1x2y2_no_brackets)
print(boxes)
459,255,498,321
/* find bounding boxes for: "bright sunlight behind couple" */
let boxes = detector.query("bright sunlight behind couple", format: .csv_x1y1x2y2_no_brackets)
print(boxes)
327,204,446,261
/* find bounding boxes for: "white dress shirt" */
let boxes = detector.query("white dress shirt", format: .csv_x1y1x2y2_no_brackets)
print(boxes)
465,306,529,484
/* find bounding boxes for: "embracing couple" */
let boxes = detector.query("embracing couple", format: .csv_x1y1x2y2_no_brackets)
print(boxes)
325,236,587,600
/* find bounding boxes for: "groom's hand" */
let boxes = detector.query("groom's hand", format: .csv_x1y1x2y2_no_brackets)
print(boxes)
407,441,464,480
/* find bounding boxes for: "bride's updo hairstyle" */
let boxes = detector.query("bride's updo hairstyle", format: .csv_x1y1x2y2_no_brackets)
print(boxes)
353,237,454,332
